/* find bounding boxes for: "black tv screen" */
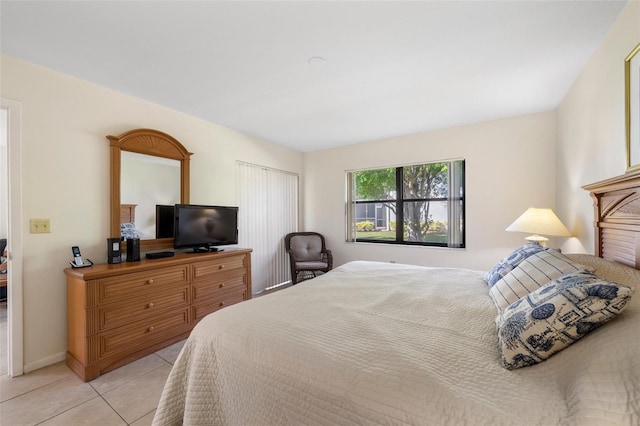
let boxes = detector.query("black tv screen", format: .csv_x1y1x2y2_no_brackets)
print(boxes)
155,205,175,239
174,204,238,251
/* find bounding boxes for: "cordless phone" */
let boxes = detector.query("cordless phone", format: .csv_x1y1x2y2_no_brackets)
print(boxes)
72,246,84,266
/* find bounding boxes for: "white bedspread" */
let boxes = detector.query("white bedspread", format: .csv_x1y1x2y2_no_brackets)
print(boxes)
153,261,639,426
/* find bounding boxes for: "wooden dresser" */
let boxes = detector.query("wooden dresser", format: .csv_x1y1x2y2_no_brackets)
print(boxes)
65,248,251,381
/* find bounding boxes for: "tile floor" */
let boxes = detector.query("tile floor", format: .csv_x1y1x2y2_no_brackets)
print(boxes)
0,301,185,425
0,285,284,425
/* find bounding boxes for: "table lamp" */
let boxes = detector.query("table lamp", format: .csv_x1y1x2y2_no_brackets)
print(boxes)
506,207,571,246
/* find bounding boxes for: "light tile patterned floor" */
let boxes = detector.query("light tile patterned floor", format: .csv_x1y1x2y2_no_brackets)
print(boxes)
0,287,280,425
0,306,185,426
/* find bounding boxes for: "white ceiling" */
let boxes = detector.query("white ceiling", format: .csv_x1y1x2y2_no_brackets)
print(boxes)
0,1,626,152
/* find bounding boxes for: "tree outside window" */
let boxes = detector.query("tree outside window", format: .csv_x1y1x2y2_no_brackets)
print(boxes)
347,160,465,248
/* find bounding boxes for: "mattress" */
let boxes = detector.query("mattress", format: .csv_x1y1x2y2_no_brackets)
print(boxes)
153,260,639,425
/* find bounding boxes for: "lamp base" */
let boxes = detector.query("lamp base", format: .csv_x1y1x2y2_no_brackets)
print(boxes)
525,235,549,247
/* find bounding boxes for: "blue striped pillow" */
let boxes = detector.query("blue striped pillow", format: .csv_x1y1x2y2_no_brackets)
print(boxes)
489,249,589,311
484,242,546,286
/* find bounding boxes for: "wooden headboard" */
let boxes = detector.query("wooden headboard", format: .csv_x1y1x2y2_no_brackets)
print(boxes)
583,169,640,268
120,204,137,224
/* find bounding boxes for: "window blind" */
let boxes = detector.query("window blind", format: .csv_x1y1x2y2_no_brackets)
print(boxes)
236,161,299,295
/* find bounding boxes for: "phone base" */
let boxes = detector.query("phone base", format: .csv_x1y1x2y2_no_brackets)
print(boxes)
70,259,94,269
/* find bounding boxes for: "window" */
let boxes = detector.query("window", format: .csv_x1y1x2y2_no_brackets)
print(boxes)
346,159,465,248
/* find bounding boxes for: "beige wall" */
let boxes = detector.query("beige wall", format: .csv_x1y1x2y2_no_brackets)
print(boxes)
304,111,557,271
556,1,640,255
304,0,640,271
0,54,303,369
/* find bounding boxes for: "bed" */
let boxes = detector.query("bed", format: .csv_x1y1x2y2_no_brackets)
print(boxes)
153,171,640,426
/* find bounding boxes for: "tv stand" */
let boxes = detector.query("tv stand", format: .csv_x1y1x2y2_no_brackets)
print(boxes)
192,247,223,253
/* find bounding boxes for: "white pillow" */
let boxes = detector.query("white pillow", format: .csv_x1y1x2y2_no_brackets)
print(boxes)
483,242,546,286
564,253,640,292
489,249,589,311
496,270,635,370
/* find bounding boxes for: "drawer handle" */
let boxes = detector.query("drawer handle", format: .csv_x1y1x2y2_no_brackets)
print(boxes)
219,302,225,307
218,264,225,270
147,326,155,332
146,279,154,285
219,283,225,288
147,302,154,309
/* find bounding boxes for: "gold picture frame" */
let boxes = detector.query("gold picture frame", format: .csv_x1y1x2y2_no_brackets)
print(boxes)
626,43,640,172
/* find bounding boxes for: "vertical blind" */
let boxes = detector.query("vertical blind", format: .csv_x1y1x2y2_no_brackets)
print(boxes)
236,161,299,295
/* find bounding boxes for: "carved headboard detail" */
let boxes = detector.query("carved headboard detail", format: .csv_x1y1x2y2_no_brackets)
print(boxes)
583,169,640,268
120,204,137,224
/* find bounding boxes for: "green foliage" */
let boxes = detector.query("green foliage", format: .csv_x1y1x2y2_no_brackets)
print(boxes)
354,163,451,241
403,163,448,241
354,168,395,201
388,221,442,234
356,221,375,232
429,221,448,233
403,163,448,199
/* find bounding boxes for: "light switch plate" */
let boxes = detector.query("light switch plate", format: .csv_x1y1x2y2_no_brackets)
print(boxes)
30,219,51,234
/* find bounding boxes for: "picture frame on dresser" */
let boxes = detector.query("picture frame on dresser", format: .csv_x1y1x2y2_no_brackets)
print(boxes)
625,42,640,172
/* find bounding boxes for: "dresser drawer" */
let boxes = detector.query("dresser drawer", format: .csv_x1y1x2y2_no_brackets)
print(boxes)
192,273,247,302
65,248,251,381
96,265,189,305
99,308,190,359
192,255,246,282
97,286,189,333
192,290,247,322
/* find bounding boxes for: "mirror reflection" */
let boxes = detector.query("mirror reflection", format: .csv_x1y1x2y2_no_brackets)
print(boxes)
121,151,180,239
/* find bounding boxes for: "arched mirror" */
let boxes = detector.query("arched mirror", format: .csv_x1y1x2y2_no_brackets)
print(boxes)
109,128,192,251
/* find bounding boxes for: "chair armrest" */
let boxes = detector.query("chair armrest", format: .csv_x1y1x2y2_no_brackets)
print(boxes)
323,249,333,269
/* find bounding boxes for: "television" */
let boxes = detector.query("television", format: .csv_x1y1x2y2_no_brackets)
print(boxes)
155,205,175,239
173,204,239,252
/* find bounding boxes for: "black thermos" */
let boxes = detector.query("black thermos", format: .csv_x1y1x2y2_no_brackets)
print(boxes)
126,238,141,262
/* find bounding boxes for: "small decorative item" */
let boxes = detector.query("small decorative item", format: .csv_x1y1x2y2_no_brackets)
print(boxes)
107,237,122,264
625,42,640,172
126,237,141,262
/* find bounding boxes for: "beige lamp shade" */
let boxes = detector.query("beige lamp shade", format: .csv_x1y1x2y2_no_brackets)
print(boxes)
506,207,571,246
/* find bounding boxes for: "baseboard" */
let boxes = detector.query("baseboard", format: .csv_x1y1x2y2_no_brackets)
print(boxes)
23,351,66,374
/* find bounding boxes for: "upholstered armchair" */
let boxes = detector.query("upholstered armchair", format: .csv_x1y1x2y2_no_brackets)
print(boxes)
285,232,333,284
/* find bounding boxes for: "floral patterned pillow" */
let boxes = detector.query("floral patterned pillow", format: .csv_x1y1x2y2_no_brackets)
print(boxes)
484,242,546,286
120,222,139,239
496,270,635,370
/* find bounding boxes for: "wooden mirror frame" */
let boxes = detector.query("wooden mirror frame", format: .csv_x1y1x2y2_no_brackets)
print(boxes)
109,128,192,251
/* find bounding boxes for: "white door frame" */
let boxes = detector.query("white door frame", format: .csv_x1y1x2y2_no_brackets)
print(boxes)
2,97,24,377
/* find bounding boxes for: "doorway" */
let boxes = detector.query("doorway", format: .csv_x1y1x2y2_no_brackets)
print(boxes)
0,108,7,374
1,98,24,377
